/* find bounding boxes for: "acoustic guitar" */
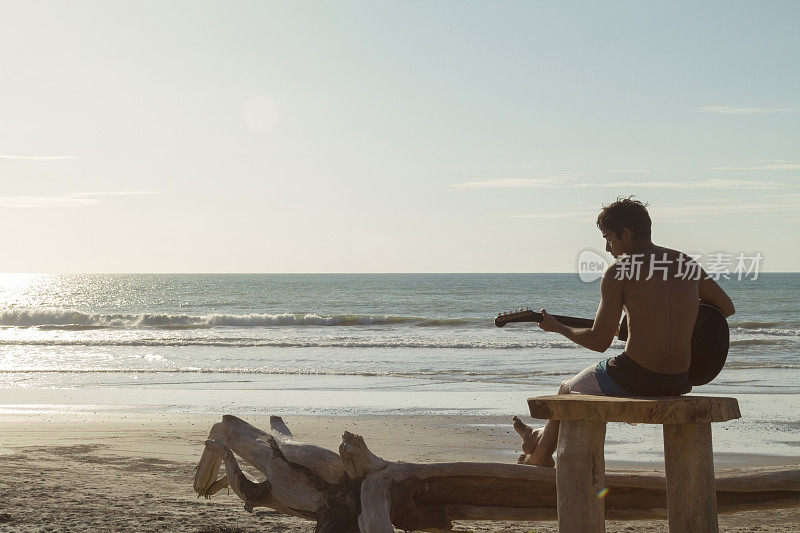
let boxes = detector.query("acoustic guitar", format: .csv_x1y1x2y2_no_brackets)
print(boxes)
494,302,729,386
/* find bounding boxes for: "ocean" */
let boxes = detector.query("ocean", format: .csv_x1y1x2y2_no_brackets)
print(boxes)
1,273,798,463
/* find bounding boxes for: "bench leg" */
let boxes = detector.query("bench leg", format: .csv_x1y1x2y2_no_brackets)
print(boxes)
556,420,606,533
663,422,719,533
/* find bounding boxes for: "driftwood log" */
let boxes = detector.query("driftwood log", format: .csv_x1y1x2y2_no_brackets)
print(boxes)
194,415,800,532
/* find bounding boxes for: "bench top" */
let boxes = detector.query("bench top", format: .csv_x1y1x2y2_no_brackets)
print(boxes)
528,395,741,424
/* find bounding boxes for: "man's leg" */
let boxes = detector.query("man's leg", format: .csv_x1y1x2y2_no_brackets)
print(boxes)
514,361,610,467
513,379,569,467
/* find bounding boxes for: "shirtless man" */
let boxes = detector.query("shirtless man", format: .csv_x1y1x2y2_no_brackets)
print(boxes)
514,197,736,467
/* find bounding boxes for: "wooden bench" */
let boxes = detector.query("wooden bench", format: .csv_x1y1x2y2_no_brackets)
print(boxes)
528,395,741,533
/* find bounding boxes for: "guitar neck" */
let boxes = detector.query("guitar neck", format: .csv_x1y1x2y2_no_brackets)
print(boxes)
525,312,595,329
495,308,628,340
498,310,594,328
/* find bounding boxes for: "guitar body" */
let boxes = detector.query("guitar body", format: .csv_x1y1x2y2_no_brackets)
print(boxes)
495,302,730,386
688,304,730,386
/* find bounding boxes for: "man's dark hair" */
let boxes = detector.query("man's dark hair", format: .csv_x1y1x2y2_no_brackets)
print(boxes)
596,196,652,241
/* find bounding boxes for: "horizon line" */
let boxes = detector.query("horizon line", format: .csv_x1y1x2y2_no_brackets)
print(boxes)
1,271,796,275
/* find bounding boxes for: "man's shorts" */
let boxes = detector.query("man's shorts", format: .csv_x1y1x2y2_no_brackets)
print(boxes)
567,357,630,396
567,352,692,397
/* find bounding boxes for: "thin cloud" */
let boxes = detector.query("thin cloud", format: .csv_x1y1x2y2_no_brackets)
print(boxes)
0,154,78,161
652,201,800,223
240,145,282,153
512,198,800,222
451,177,569,188
512,211,596,221
574,179,790,190
455,177,791,190
653,203,782,217
0,191,159,209
767,192,800,199
710,163,800,170
71,191,161,197
697,106,800,114
0,196,99,208
602,169,653,174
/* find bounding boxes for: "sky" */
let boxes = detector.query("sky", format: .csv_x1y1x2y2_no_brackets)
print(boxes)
1,0,798,273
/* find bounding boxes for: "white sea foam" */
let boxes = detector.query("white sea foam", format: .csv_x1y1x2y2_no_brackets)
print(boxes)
0,337,581,349
0,308,480,328
730,338,795,347
734,326,800,337
723,361,800,370
0,367,572,378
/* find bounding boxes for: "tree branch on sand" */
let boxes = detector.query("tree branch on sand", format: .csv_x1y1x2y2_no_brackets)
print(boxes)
194,415,800,532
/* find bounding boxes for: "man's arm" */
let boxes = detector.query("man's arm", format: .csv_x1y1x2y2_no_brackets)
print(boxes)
539,267,624,352
699,268,736,317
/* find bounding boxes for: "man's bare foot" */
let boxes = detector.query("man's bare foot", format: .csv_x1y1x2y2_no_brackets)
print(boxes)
516,452,555,468
512,416,544,455
530,451,555,468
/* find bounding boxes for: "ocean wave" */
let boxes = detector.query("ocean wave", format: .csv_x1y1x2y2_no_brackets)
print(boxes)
34,324,111,331
731,320,800,329
733,327,800,337
729,338,794,347
1,363,795,376
0,307,483,329
0,367,572,378
723,361,800,370
0,337,581,349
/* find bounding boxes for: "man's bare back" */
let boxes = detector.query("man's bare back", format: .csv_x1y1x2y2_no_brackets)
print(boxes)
616,244,699,374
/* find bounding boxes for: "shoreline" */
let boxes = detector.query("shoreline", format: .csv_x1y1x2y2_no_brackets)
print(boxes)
3,386,800,465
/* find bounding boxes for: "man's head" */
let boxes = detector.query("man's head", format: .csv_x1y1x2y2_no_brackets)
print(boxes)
596,196,652,258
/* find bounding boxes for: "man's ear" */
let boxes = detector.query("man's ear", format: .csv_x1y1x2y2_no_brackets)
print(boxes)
620,228,632,242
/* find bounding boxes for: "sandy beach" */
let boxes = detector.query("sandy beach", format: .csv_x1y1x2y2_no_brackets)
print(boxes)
0,412,798,532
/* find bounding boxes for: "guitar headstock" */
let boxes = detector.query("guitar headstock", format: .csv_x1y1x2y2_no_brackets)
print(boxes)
495,307,535,327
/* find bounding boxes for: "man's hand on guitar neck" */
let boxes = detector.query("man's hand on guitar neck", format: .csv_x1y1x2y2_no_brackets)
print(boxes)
537,269,624,353
537,309,563,333
538,308,610,352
